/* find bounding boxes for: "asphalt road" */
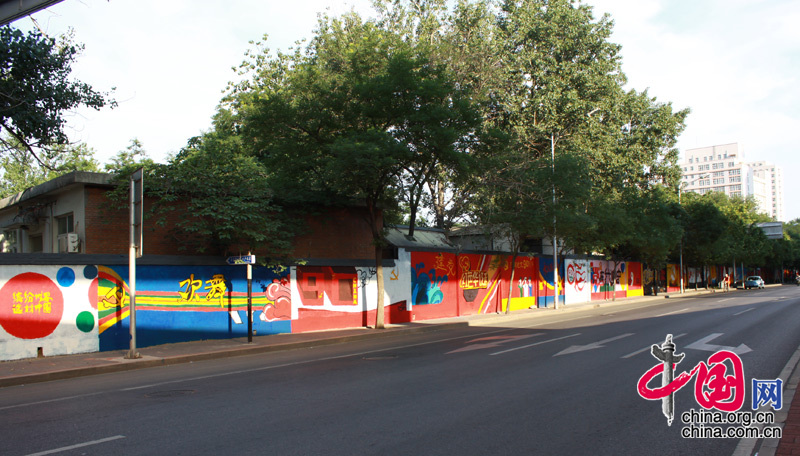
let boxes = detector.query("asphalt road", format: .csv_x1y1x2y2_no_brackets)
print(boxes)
2,286,800,456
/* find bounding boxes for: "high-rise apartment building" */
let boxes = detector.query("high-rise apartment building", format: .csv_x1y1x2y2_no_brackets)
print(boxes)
680,143,784,221
750,161,785,222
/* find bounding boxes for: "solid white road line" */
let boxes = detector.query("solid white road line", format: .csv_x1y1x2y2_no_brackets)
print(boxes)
655,308,690,317
25,435,125,456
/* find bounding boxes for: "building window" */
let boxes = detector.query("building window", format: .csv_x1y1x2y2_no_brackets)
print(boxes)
713,178,725,185
29,234,43,253
57,214,74,235
2,230,18,253
728,162,734,167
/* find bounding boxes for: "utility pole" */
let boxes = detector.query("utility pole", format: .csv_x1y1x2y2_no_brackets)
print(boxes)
126,168,143,359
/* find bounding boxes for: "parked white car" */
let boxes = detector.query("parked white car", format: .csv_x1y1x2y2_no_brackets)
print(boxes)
744,276,765,289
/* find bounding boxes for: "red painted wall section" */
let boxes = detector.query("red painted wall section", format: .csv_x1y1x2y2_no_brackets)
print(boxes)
667,264,681,292
590,260,644,300
291,266,364,333
627,262,644,297
409,252,459,320
457,253,502,315
407,253,539,321
457,254,538,315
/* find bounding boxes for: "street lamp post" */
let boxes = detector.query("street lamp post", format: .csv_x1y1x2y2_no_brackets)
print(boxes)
551,133,559,310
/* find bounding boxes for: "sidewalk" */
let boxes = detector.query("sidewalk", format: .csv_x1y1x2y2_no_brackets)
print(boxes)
1,287,797,455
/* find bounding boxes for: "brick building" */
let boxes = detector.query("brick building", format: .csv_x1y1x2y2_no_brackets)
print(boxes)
0,171,377,261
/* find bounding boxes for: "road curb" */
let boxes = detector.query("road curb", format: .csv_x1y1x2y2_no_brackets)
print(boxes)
0,322,466,388
0,286,772,389
746,342,800,456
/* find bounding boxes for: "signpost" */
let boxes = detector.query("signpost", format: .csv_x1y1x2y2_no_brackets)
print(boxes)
227,254,256,343
126,168,144,359
226,255,256,266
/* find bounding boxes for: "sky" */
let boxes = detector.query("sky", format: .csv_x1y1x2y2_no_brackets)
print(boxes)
16,0,800,220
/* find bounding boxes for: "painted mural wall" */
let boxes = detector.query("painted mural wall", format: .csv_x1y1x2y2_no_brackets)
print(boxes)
97,265,292,351
408,252,541,318
565,259,590,305
0,265,98,360
0,254,652,361
590,260,643,300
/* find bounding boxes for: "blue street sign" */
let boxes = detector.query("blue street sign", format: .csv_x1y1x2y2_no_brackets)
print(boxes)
226,255,256,265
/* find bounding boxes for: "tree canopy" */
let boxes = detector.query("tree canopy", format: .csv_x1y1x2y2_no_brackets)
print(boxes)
0,139,99,198
0,26,114,166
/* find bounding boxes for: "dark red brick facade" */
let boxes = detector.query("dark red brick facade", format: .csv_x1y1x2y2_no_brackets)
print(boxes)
83,187,376,260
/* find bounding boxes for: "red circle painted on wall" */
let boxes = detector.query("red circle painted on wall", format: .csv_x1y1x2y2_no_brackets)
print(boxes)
0,272,64,339
88,277,98,310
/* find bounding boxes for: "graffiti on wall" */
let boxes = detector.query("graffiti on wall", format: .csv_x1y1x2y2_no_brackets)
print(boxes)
0,266,98,361
97,265,291,350
589,261,643,299
408,252,536,317
412,254,452,306
503,256,537,312
458,254,499,312
0,255,650,361
565,259,590,305
538,257,563,307
667,264,680,289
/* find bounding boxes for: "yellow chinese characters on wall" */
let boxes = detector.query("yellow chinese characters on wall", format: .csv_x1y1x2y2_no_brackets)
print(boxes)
11,291,53,315
459,271,489,290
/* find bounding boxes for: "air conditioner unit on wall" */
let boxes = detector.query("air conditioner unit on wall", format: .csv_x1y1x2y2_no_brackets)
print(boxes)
57,233,80,253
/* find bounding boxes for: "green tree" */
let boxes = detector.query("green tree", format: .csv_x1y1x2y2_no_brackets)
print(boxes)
680,192,729,286
155,133,299,258
104,138,153,172
373,0,504,231
0,138,99,197
476,0,626,303
711,194,771,276
230,12,477,327
102,128,300,261
0,27,114,166
784,219,800,273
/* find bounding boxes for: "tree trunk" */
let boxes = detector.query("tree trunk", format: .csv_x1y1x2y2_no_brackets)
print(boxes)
506,252,517,314
610,259,617,301
407,204,418,238
366,197,385,330
375,243,385,329
407,183,424,238
652,266,659,296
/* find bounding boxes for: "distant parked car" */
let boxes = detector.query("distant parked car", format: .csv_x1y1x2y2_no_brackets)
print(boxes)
744,276,765,289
